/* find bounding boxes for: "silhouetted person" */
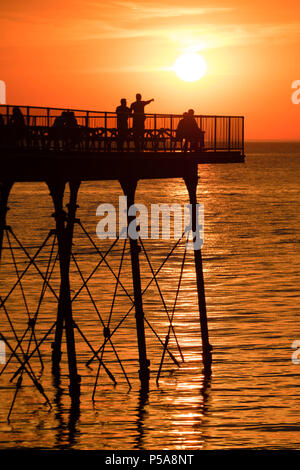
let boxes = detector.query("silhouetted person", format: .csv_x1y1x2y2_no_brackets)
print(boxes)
51,111,79,150
130,93,154,151
9,106,25,147
175,112,188,149
53,112,66,129
181,109,201,152
116,98,131,151
10,106,25,127
64,111,80,147
51,112,66,149
64,111,78,128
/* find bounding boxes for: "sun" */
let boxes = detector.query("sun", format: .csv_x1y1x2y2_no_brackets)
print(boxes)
174,52,207,82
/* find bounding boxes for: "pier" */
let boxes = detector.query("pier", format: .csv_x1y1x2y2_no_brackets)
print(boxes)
0,104,244,416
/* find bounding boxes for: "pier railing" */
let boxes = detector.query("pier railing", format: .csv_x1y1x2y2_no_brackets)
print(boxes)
0,104,244,154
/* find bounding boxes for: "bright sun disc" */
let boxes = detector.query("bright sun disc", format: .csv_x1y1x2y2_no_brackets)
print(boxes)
174,52,207,82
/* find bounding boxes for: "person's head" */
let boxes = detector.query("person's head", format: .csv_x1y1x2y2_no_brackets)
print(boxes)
136,93,142,101
188,109,195,116
121,98,126,106
183,112,187,117
13,106,21,115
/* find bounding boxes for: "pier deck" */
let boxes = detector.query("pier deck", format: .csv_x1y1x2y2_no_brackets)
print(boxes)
1,149,244,182
0,104,244,181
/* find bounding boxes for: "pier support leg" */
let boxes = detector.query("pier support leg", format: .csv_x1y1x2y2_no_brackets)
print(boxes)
120,178,150,389
47,180,81,399
0,181,13,263
48,181,65,370
184,174,212,375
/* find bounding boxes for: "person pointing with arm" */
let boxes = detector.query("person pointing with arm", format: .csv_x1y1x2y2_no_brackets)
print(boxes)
130,93,154,152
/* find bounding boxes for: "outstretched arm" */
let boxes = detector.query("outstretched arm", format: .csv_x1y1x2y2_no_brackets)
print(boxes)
144,99,154,106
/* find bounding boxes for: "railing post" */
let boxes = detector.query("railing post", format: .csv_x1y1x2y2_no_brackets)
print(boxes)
104,112,107,151
214,116,217,152
242,116,245,155
170,115,173,152
199,116,203,151
228,117,231,152
86,111,89,128
47,108,50,128
154,113,157,152
27,106,30,126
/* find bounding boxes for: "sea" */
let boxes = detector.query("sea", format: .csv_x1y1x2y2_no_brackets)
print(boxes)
0,141,299,450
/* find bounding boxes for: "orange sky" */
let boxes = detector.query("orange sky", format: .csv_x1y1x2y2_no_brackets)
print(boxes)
1,0,299,139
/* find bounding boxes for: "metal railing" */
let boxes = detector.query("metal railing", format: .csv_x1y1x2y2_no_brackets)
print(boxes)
0,104,244,154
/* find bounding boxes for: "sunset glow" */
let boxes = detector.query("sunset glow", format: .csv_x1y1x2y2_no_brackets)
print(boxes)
174,53,207,82
0,1,299,139
1,0,300,454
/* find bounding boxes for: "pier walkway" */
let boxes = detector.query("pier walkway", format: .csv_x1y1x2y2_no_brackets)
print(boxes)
0,105,244,181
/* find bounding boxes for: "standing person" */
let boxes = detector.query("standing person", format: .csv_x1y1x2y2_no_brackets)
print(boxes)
184,109,201,152
175,112,188,150
9,106,25,127
130,93,154,151
51,111,66,150
9,106,25,147
64,111,80,148
116,98,131,151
